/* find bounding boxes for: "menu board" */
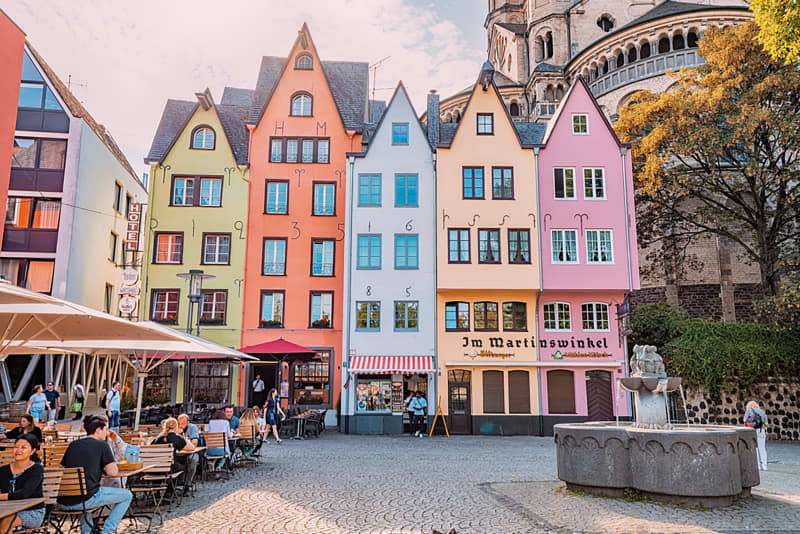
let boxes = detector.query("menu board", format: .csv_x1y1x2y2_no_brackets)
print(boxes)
391,381,403,413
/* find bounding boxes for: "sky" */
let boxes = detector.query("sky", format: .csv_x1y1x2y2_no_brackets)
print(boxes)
4,0,488,178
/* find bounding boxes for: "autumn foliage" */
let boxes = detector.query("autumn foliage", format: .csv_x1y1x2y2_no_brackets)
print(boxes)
751,0,800,65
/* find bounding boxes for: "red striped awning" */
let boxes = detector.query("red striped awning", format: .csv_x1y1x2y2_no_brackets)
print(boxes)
349,355,435,375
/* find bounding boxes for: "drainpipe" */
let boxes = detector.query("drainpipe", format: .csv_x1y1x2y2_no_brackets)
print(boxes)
343,154,357,432
431,151,438,422
534,147,544,431
620,146,634,417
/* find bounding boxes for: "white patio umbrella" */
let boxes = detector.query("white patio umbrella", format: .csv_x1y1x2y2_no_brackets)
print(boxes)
0,281,177,358
29,322,256,429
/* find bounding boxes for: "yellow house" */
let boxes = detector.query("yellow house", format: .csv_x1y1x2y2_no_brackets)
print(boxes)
435,62,543,435
142,87,251,405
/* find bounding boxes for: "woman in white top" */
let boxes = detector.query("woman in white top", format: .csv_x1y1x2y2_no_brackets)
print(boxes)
206,409,230,469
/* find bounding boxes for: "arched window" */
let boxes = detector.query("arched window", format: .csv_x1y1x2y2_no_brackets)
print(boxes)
672,34,685,50
507,54,512,71
453,110,461,122
509,102,520,116
444,113,452,123
628,47,638,63
295,53,313,70
591,66,598,80
290,92,312,116
191,126,215,150
545,32,554,59
601,59,609,75
687,32,699,48
545,85,554,101
534,36,544,63
597,15,614,32
616,52,625,68
639,41,651,59
555,85,564,100
658,37,670,54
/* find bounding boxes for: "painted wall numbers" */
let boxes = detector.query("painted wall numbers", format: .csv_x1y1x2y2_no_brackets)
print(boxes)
405,219,414,231
366,285,372,296
290,221,301,239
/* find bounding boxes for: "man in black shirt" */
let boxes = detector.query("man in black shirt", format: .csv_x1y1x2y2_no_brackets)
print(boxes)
58,415,132,534
44,382,61,422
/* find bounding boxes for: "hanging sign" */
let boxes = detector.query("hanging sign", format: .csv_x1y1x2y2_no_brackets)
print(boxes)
121,268,139,286
118,295,137,314
125,203,142,251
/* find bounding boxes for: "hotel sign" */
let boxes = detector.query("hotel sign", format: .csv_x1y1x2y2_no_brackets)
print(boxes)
125,203,142,251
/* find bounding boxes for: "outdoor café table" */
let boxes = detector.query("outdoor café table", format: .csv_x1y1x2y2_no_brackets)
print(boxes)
176,446,205,455
58,431,86,441
0,497,45,534
289,416,306,440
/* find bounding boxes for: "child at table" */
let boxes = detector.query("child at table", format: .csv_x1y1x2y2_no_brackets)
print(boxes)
0,433,45,531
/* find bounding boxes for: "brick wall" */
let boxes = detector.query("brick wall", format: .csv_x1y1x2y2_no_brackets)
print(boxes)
734,283,764,323
631,282,764,323
685,379,800,440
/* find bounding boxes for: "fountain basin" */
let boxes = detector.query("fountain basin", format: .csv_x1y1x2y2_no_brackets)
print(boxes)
553,422,760,508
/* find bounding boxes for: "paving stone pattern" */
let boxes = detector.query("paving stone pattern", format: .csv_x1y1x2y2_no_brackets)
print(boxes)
150,433,800,534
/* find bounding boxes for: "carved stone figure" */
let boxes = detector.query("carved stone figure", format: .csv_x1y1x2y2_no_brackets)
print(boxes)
630,344,666,377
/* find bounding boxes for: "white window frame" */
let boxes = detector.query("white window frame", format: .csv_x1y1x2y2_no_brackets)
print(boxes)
292,94,312,116
203,234,230,264
582,302,610,332
262,239,286,275
200,291,227,323
585,229,614,264
313,182,335,216
550,229,579,264
553,167,576,200
265,181,288,214
543,302,572,332
572,114,589,135
286,140,298,163
310,292,333,324
192,127,215,149
270,139,282,162
317,139,329,163
152,290,179,321
260,291,284,325
311,239,335,276
582,167,606,200
173,178,194,206
199,178,222,207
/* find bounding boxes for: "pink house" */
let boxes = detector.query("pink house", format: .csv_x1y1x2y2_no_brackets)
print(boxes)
536,78,639,430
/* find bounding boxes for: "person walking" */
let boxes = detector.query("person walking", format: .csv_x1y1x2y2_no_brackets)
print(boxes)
72,384,85,420
58,415,132,534
263,388,285,443
26,385,49,424
105,382,121,433
252,374,265,408
744,400,768,470
44,382,61,422
409,391,428,438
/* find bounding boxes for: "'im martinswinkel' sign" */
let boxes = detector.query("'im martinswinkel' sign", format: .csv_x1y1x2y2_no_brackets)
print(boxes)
460,336,610,349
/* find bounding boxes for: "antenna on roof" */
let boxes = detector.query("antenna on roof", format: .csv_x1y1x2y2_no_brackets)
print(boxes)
67,74,88,103
369,56,390,122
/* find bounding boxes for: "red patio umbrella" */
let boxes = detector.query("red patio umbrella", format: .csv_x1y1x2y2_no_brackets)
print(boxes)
239,338,318,406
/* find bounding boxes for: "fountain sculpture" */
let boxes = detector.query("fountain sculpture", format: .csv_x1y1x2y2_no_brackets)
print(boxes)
553,345,760,507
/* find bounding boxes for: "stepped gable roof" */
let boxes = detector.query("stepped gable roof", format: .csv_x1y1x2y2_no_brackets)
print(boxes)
221,87,255,108
26,42,140,183
145,94,250,166
247,55,369,131
495,22,527,35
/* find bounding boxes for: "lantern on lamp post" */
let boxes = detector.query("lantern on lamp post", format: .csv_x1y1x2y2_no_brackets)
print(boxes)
176,269,215,407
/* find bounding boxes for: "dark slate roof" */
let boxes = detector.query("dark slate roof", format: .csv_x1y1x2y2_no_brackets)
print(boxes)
248,56,369,130
27,43,140,183
145,100,196,164
216,104,250,165
496,22,527,35
514,122,546,145
220,87,255,108
368,100,386,123
361,122,378,145
619,1,742,32
493,70,522,87
438,123,459,147
533,62,563,73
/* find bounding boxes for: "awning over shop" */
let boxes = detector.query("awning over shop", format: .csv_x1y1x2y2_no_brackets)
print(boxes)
349,355,435,375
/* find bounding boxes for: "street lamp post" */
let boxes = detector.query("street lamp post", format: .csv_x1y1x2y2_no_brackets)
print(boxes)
176,269,215,408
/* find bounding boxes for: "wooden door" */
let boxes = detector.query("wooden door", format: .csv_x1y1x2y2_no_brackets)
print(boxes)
586,370,613,421
448,369,471,434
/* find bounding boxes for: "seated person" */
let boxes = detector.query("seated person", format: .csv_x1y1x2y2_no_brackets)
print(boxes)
58,415,132,534
0,434,45,532
224,406,240,434
238,408,264,455
101,429,134,488
153,417,197,493
2,414,43,442
206,409,231,470
177,414,200,446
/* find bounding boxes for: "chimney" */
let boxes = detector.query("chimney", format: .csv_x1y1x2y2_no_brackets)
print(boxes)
479,60,495,90
427,90,440,148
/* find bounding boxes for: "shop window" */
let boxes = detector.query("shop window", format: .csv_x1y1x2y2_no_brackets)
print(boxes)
445,301,469,331
356,376,392,412
394,301,419,331
502,302,527,331
191,361,230,403
200,290,227,324
357,234,382,269
586,229,613,263
462,167,484,199
482,370,504,414
395,174,418,207
293,352,330,405
355,301,380,331
191,126,215,150
478,229,500,264
313,182,336,216
202,233,230,265
448,228,470,263
508,370,530,414
473,301,498,331
262,238,287,275
394,234,418,270
311,239,335,276
508,229,530,264
491,167,513,199
358,174,382,206
547,370,576,414
260,290,284,328
265,180,289,214
544,302,571,331
554,168,575,199
151,289,179,324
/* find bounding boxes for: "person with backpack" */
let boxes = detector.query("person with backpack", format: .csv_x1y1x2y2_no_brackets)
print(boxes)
744,400,768,470
104,382,122,433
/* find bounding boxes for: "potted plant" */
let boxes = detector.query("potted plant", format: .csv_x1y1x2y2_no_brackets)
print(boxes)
311,314,331,328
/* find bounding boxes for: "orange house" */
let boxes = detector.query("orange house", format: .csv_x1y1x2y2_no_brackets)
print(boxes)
0,9,25,247
242,24,368,411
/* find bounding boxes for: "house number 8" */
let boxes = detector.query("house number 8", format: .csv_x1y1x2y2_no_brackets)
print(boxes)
366,285,372,296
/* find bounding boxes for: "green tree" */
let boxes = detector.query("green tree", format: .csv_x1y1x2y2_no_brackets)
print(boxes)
751,0,800,65
615,22,800,297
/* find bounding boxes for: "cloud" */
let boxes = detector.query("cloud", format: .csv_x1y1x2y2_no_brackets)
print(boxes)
4,0,485,177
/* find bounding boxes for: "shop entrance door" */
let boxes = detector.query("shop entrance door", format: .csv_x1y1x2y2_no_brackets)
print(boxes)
448,369,471,434
586,370,613,421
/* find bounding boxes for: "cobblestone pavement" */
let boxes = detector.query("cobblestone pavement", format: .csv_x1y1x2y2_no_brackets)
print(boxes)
148,433,800,534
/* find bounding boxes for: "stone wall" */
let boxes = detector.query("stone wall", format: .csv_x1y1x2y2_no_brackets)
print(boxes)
631,283,763,323
684,378,800,440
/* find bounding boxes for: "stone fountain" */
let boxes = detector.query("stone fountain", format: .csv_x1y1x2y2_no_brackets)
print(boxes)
553,345,760,508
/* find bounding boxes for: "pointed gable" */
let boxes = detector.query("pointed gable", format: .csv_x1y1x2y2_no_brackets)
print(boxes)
247,24,368,131
362,82,432,155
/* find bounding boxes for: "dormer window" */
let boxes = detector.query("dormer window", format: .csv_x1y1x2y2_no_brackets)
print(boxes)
291,93,313,116
295,53,313,70
191,126,215,150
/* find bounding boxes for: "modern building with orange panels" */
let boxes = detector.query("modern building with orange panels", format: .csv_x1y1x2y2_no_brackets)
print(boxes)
241,24,368,412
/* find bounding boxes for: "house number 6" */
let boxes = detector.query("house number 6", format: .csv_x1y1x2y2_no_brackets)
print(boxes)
405,219,414,231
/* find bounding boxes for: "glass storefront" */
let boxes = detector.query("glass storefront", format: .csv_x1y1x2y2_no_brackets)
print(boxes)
292,350,330,406
356,376,392,412
191,361,230,403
